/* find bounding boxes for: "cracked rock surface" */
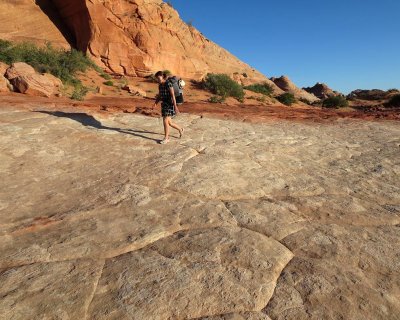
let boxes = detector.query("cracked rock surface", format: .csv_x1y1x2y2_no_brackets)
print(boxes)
0,106,399,319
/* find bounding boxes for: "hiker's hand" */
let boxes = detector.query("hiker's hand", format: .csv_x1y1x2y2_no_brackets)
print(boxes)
175,106,180,114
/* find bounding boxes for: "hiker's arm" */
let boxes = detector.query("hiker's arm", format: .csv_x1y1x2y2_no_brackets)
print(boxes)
153,94,160,107
169,87,180,113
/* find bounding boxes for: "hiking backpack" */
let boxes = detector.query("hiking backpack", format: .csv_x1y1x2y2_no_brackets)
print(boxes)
167,76,186,105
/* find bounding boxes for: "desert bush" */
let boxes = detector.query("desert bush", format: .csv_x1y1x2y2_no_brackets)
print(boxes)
0,39,96,100
209,95,226,103
322,96,349,108
299,98,312,105
0,40,94,84
256,96,267,103
203,73,244,102
100,73,112,80
244,82,274,96
386,94,400,108
103,80,114,86
277,93,296,106
71,85,89,101
163,70,172,76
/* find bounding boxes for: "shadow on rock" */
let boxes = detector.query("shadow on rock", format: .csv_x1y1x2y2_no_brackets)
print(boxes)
37,111,161,142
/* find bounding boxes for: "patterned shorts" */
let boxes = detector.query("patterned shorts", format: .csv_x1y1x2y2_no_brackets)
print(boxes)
161,102,176,118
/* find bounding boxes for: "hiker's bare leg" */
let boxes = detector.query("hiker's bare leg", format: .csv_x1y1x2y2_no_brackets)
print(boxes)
163,117,170,140
168,118,182,133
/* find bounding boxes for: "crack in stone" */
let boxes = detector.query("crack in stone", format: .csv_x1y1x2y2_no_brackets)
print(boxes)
84,259,105,320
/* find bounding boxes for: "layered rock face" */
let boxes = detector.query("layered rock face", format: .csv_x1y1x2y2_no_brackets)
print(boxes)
303,82,341,100
48,0,275,86
271,76,320,102
0,0,70,48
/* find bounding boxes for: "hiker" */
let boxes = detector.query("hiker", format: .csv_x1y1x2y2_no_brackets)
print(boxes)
153,71,184,144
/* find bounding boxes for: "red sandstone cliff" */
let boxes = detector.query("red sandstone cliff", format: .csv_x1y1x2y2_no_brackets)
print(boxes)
46,0,277,87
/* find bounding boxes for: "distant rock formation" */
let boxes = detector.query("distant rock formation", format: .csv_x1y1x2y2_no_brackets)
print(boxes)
270,76,320,102
303,83,341,100
348,89,399,101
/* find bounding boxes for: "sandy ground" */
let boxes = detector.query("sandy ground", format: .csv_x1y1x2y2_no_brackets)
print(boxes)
1,92,399,123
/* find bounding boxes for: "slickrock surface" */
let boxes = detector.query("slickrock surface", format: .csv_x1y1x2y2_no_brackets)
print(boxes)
0,104,399,319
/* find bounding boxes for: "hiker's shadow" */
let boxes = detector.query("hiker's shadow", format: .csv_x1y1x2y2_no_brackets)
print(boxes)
37,111,161,142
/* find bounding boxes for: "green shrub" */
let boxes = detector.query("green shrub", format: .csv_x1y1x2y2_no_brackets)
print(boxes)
277,93,296,106
299,98,311,105
386,94,400,108
244,82,274,96
100,73,112,80
163,70,172,76
71,85,89,101
209,95,226,103
256,96,267,103
322,96,349,108
0,40,96,99
203,73,244,102
103,80,114,86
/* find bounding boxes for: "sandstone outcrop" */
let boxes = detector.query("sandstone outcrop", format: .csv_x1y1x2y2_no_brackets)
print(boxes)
2,0,281,90
0,0,70,48
348,89,399,101
48,0,274,84
0,76,9,93
122,85,147,97
0,62,12,92
5,62,62,97
271,76,320,102
0,103,399,319
303,82,341,99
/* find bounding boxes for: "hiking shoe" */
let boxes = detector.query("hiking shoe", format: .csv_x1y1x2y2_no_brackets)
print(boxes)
159,139,169,145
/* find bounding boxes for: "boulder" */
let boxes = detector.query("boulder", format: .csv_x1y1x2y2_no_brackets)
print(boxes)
0,62,12,92
122,85,147,97
5,62,62,97
0,61,8,75
303,82,341,100
0,75,11,93
270,75,320,103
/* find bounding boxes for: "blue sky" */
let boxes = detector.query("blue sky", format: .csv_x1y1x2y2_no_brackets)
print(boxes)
169,0,400,94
